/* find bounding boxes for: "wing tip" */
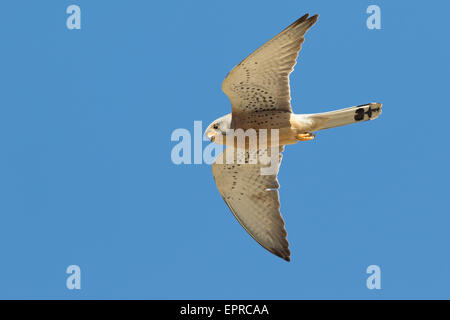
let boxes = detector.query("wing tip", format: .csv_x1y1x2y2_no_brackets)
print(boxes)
296,13,319,24
270,245,291,262
285,13,318,35
274,250,291,262
306,14,319,26
298,13,310,21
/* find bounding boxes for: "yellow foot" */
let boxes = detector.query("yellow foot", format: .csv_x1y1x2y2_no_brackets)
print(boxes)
296,132,316,141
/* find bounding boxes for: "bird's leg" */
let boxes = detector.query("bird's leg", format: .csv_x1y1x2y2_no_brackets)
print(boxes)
296,132,316,141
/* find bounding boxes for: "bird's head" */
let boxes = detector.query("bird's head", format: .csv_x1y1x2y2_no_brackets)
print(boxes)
205,113,232,144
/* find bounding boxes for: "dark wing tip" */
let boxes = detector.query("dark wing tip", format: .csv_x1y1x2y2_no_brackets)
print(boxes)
298,13,310,21
306,14,319,27
279,252,291,262
294,13,319,25
283,13,318,36
285,14,309,31
270,246,291,262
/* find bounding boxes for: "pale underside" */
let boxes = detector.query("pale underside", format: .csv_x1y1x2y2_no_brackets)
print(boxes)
212,146,289,260
212,14,319,261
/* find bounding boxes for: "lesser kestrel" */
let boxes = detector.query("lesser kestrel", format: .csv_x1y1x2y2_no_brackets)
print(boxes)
205,14,382,261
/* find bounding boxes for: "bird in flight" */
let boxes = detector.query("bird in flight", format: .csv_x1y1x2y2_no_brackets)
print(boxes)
205,14,382,262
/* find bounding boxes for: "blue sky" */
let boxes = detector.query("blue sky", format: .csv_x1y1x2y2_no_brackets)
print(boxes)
0,0,449,299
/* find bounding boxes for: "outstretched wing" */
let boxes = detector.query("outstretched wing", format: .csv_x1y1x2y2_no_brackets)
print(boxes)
222,14,318,115
212,146,290,261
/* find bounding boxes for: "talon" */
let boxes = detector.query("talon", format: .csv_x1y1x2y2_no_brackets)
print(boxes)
297,132,316,141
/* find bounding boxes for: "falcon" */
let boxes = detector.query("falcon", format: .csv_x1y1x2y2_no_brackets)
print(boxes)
205,14,382,262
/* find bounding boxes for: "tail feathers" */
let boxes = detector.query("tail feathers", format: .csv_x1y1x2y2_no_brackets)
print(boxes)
307,103,382,131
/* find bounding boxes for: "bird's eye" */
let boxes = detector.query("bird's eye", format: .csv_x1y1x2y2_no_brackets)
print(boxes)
212,124,219,129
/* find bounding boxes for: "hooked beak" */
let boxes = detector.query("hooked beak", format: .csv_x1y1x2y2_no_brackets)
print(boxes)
205,130,216,142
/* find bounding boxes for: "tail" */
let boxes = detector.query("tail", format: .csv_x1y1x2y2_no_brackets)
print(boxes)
305,103,382,131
